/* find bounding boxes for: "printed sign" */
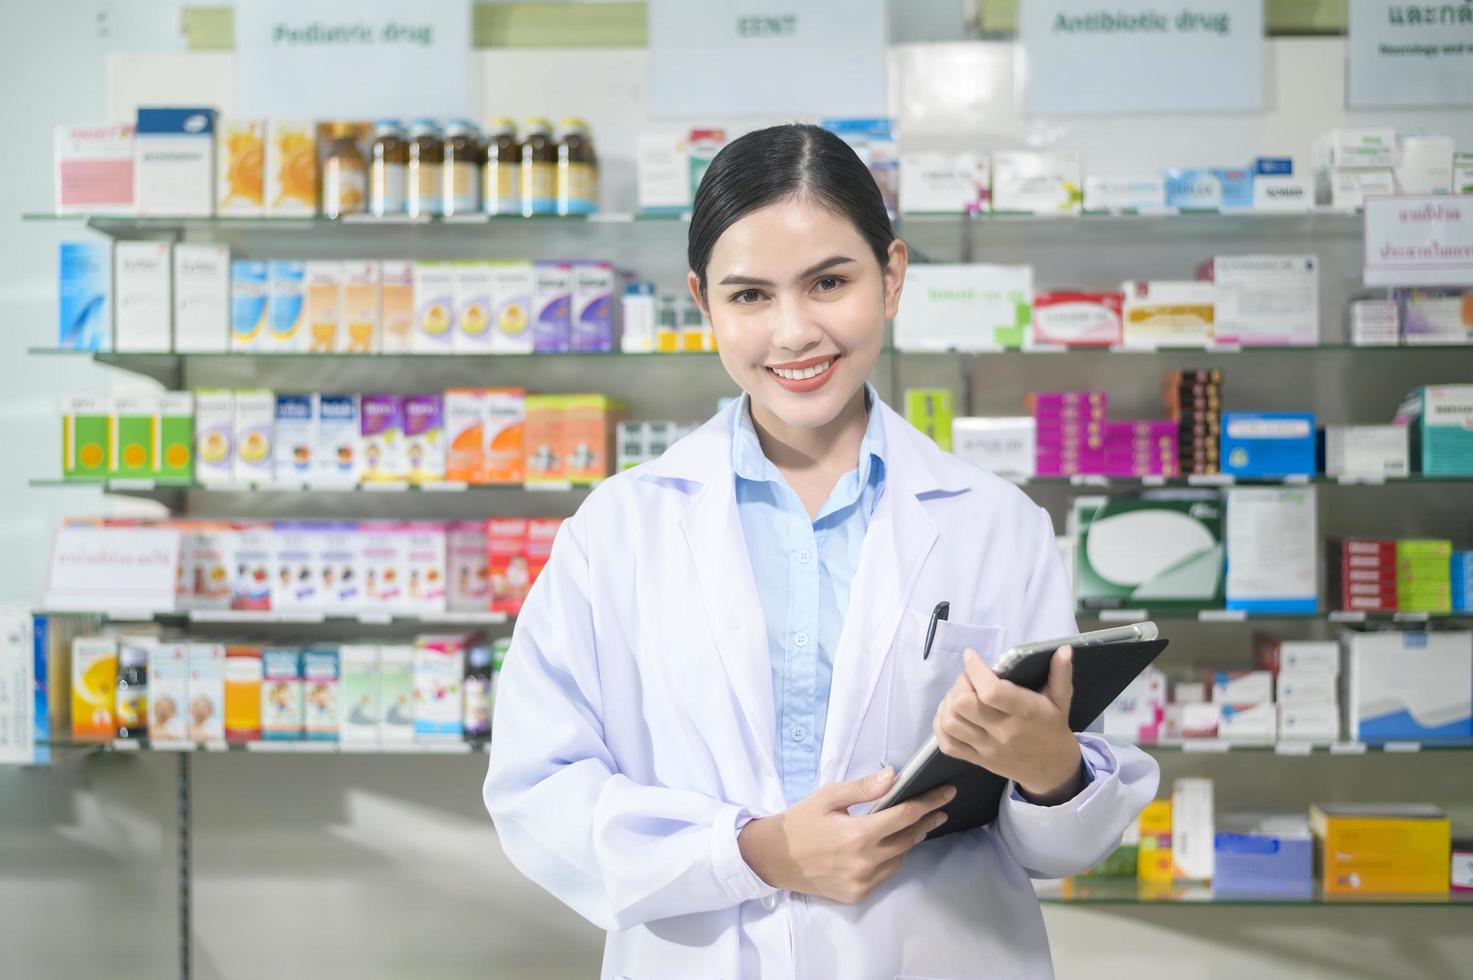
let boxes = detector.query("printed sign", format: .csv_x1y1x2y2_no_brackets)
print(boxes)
43,526,181,613
1019,1,1264,113
1364,196,1473,286
235,0,471,119
1348,0,1473,108
647,0,887,116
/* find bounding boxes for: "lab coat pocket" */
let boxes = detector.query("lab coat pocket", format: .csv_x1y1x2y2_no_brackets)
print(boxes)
879,610,1004,767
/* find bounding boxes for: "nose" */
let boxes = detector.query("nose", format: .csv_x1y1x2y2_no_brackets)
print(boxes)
769,296,823,355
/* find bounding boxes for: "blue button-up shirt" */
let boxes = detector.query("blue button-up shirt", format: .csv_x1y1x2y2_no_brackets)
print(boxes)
732,384,887,805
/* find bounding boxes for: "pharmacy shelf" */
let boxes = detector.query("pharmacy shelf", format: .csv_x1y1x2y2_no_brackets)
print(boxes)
29,477,597,503
1081,608,1470,624
1136,740,1473,755
1011,474,1473,489
34,736,493,755
33,608,511,627
1035,878,1473,907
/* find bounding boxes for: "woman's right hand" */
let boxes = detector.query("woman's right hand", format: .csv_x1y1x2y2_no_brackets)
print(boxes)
736,769,955,905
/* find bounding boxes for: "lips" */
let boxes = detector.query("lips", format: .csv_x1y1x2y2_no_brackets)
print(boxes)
766,354,841,393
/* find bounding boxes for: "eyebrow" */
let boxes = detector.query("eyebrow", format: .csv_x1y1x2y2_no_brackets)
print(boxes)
717,255,857,287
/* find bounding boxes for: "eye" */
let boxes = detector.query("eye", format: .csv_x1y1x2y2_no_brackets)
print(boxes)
730,288,766,305
813,275,846,293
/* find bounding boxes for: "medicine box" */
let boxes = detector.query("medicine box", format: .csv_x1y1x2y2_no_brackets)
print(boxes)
899,152,990,214
1221,412,1316,477
1276,671,1338,705
318,522,363,612
524,395,567,486
148,642,189,744
403,523,448,614
58,241,111,351
70,636,117,741
342,261,380,353
134,107,215,217
905,389,954,452
1311,804,1450,896
380,260,415,353
1073,495,1224,609
1204,255,1318,347
564,394,620,485
271,522,319,613
173,244,230,353
1350,299,1399,346
1100,666,1166,743
951,417,1035,478
1316,128,1396,170
187,642,226,743
260,648,303,740
304,261,343,354
448,520,490,612
1251,174,1313,213
273,394,316,486
572,262,617,353
1137,800,1173,883
1083,176,1165,213
113,241,171,352
157,392,194,484
360,395,406,482
1214,812,1313,896
992,151,1081,214
454,261,495,354
1406,385,1473,476
108,393,157,480
194,389,234,485
1031,292,1123,348
1211,168,1254,210
1121,280,1214,349
229,522,274,611
1163,169,1222,210
1278,703,1340,741
1324,425,1409,480
62,395,109,481
233,389,276,485
1208,670,1273,704
1224,485,1318,614
621,281,656,353
267,261,307,353
895,264,1032,351
1393,135,1454,195
1397,289,1473,346
361,522,407,611
1254,636,1339,675
1346,630,1472,741
378,645,415,745
339,645,380,745
1171,778,1215,881
413,262,455,353
488,518,530,615
413,634,467,742
223,645,262,743
54,123,134,215
1316,168,1394,210
533,263,573,352
302,646,340,741
492,261,535,355
315,394,361,487
636,131,692,215
265,121,318,217
403,395,445,484
216,119,265,216
231,260,269,352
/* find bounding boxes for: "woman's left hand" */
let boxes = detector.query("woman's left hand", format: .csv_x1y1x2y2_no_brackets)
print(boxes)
932,646,1084,805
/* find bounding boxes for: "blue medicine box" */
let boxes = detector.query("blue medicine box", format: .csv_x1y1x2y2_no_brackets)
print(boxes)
1211,168,1255,210
1214,829,1313,896
1164,168,1221,210
1253,157,1294,176
1221,412,1317,477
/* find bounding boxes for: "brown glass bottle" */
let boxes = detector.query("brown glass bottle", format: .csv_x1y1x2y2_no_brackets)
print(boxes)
322,122,367,218
442,119,482,217
369,119,408,216
482,118,520,216
407,119,445,218
520,117,557,217
557,117,598,216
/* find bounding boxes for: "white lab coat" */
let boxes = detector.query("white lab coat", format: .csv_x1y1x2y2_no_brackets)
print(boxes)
484,397,1159,980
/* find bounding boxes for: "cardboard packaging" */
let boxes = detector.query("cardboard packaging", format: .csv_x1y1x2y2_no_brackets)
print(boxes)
1221,412,1316,477
318,522,364,612
1346,630,1472,741
108,394,158,480
380,260,415,353
228,522,274,611
273,394,315,485
621,281,656,353
360,395,406,482
304,261,343,353
148,642,190,744
113,241,171,352
339,645,380,745
1316,168,1395,210
271,521,320,612
1393,135,1454,195
1100,666,1166,743
1218,703,1277,741
231,260,269,352
524,395,567,486
1163,169,1222,210
157,392,194,484
1324,426,1409,480
403,523,447,615
134,107,215,216
1402,385,1473,476
260,648,303,740
413,634,468,742
1202,255,1318,347
1031,292,1124,348
187,642,226,742
1251,174,1314,212
267,260,308,353
194,389,234,486
70,636,118,741
62,395,109,481
951,417,1035,478
341,261,380,353
1207,670,1274,704
1350,299,1400,346
1214,812,1313,896
403,394,445,483
1396,288,1473,346
572,262,617,353
895,264,1033,351
448,521,490,612
58,241,111,351
1121,280,1214,349
1073,495,1224,609
1225,486,1318,613
636,131,692,215
1311,804,1450,896
454,262,495,354
315,394,361,487
487,518,530,615
266,120,318,216
173,244,230,353
1083,176,1165,213
302,646,340,741
444,389,486,483
361,522,407,611
992,151,1081,214
1137,799,1173,883
223,645,263,742
413,262,456,354
905,389,954,452
378,645,416,745
216,119,265,216
54,123,135,215
1316,128,1396,169
900,152,990,214
492,261,535,355
1172,778,1214,881
563,394,619,485
233,389,276,485
1278,703,1340,741
1254,636,1340,675
1276,671,1338,705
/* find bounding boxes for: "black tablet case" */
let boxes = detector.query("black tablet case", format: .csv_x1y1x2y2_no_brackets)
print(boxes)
884,638,1169,839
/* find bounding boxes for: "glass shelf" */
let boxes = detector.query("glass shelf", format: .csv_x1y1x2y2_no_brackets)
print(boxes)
32,736,492,755
33,609,511,627
1080,608,1467,624
1012,474,1471,488
1036,878,1471,907
29,478,596,496
1135,739,1473,755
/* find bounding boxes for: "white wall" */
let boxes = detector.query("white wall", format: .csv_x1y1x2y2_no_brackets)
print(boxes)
2,12,1471,979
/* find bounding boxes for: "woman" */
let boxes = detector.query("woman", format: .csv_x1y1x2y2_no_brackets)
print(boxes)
485,124,1158,979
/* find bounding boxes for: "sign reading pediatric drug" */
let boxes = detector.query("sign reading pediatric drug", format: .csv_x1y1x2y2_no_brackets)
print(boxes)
1348,1,1473,108
647,0,887,116
1019,1,1263,113
43,526,181,614
235,0,471,119
1364,197,1473,286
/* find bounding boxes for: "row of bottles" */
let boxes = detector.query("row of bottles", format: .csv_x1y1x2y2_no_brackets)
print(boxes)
321,117,598,220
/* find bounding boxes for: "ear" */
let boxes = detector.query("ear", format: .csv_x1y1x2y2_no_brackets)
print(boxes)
686,270,710,321
881,238,909,321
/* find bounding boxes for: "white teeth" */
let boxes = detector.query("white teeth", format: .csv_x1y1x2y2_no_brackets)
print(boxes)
772,359,832,381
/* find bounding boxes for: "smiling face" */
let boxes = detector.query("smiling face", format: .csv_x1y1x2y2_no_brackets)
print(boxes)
689,194,907,433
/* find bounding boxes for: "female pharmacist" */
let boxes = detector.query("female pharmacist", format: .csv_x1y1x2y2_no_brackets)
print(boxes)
485,124,1158,979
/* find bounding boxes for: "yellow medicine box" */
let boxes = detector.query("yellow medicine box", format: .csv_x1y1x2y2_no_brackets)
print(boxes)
1137,799,1173,883
1310,804,1450,896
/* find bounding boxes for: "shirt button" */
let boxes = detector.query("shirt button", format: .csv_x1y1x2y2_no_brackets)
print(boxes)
791,727,806,742
761,893,780,912
796,549,812,565
794,632,808,648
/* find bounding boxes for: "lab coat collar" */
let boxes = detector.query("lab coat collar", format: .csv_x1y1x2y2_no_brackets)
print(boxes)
640,392,973,801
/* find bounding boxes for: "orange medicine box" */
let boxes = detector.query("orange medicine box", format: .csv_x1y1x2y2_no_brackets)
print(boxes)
224,644,263,742
1137,799,1173,883
1310,804,1450,896
444,388,487,483
71,635,118,741
487,518,530,615
485,388,526,484
563,394,623,485
524,395,568,486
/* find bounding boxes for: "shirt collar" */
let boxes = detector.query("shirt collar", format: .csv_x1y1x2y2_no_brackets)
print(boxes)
731,382,888,491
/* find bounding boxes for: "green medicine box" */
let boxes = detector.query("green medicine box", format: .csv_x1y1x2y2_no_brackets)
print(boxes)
108,394,157,479
62,395,109,481
905,388,955,452
158,392,195,484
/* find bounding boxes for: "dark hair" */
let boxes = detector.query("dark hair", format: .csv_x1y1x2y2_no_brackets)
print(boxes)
687,124,896,296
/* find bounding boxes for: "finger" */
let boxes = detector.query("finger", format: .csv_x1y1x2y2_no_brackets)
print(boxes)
862,782,956,839
936,701,995,750
945,685,1009,729
1045,645,1075,713
964,651,1029,714
876,806,950,859
934,723,990,768
822,767,894,810
866,851,907,890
